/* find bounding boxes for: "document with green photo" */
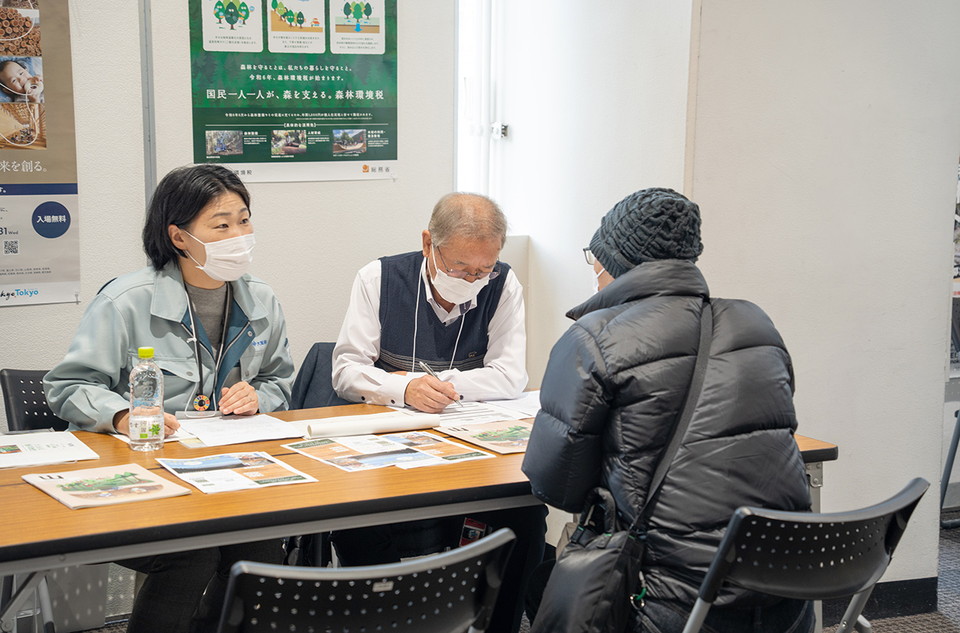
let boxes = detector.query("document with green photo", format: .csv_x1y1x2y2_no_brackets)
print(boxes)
23,463,190,509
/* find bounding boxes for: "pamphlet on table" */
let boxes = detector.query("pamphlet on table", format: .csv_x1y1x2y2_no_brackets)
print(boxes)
156,451,317,493
438,419,534,454
0,431,99,468
283,431,493,472
437,420,533,454
22,463,190,509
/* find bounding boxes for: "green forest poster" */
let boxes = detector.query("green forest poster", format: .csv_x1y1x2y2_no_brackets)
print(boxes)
189,0,397,182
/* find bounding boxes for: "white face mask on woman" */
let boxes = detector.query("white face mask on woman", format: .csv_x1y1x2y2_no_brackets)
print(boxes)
184,231,256,282
430,247,491,306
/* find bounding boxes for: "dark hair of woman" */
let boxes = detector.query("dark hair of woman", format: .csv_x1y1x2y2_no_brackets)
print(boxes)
142,163,251,270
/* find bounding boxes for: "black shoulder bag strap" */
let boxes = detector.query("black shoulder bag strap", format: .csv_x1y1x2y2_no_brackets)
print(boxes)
633,298,714,527
571,299,714,542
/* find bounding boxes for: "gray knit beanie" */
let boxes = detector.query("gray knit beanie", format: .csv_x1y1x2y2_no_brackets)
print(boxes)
589,188,703,278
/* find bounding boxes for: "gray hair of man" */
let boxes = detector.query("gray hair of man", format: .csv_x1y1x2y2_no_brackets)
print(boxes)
428,193,508,249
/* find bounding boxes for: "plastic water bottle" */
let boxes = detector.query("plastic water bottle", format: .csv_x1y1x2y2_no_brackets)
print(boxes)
128,347,164,451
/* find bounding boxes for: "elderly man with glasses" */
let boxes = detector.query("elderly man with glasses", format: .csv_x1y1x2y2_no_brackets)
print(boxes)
329,192,545,633
332,191,527,413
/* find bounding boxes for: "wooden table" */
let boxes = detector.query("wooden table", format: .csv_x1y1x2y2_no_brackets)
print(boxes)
0,405,543,577
795,434,837,514
0,406,837,574
0,405,836,629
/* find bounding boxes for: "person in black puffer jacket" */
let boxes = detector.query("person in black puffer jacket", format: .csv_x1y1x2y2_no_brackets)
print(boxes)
522,188,814,633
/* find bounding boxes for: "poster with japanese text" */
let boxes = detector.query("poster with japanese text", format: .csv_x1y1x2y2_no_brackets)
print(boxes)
0,0,80,307
189,0,397,182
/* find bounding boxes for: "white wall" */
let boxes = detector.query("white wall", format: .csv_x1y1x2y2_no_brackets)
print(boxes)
690,0,960,582
0,0,456,430
493,2,694,386
493,0,960,586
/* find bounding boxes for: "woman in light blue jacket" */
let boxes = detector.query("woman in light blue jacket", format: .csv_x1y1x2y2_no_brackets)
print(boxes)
44,163,294,633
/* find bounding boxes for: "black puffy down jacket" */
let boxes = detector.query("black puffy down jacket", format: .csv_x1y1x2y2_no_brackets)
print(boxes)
523,259,811,606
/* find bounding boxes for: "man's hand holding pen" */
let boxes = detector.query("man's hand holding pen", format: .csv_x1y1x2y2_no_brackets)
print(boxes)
401,361,464,413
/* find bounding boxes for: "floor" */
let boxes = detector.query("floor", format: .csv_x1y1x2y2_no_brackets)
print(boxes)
78,517,960,633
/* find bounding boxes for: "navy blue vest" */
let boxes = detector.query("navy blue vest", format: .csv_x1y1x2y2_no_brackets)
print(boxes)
376,251,510,374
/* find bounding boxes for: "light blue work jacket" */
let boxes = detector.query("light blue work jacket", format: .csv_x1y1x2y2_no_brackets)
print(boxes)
45,263,294,433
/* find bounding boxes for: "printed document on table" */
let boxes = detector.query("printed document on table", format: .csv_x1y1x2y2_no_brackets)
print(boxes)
480,390,541,419
22,463,190,509
283,431,493,472
381,431,494,468
0,431,99,469
156,451,316,493
438,419,534,454
177,414,301,447
394,401,526,426
283,435,438,472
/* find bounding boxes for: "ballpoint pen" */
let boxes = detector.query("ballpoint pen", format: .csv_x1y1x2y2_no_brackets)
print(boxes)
418,361,465,407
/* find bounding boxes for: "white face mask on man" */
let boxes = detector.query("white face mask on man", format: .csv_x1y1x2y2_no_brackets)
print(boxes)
430,246,491,306
184,231,256,282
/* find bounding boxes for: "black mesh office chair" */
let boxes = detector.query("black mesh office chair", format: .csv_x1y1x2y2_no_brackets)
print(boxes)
681,478,929,633
217,528,516,633
0,368,69,431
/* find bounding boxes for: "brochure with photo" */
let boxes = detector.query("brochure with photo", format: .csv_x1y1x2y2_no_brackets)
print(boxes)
156,451,317,493
283,431,493,472
22,463,190,509
437,420,533,454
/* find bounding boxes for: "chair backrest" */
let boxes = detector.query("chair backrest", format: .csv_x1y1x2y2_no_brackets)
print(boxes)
0,369,69,432
698,477,929,603
290,342,353,409
217,528,516,633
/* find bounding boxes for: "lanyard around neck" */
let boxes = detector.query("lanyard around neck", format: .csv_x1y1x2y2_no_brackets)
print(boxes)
184,282,231,410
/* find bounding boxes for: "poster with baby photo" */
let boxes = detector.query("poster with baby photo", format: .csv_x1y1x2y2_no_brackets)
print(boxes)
0,0,80,307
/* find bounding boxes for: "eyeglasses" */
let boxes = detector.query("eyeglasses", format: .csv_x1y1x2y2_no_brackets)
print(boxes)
435,245,500,281
583,248,596,265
